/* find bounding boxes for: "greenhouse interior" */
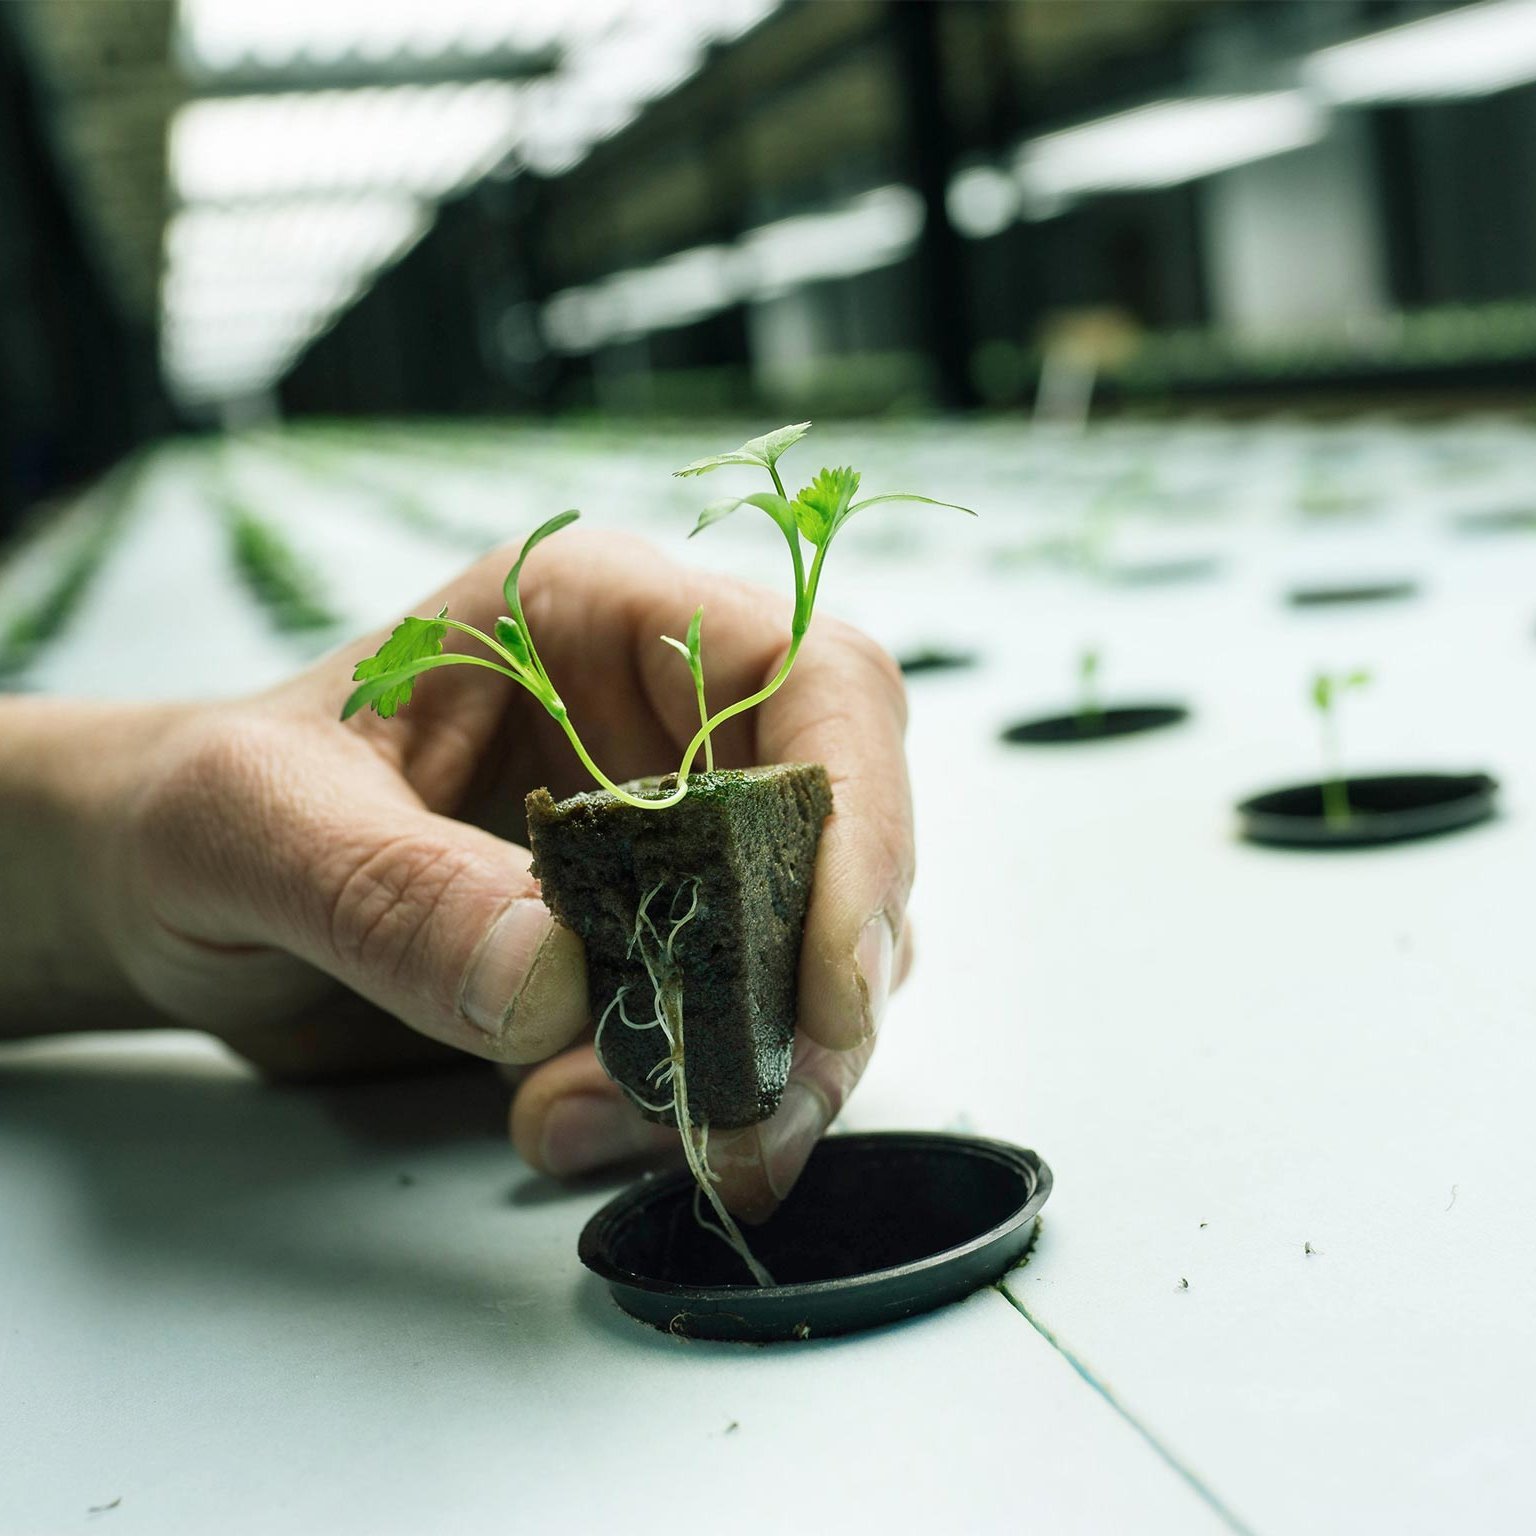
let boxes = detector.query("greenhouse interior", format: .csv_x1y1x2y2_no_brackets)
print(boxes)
4,2,1536,1532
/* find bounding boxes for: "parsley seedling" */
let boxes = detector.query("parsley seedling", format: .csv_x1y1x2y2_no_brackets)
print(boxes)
343,422,973,808
1312,668,1371,825
1077,646,1103,728
342,425,972,1287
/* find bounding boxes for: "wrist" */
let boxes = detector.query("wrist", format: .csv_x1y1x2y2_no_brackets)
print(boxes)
0,697,189,1038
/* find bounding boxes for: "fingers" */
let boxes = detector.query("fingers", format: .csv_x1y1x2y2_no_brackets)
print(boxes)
509,1047,677,1172
135,711,589,1065
511,1031,877,1223
763,622,914,1052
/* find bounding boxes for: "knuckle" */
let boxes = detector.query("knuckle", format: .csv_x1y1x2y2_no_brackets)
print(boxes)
323,832,474,985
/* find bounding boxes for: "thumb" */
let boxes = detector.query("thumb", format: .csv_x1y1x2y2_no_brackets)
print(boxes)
141,726,588,1064
279,808,589,1063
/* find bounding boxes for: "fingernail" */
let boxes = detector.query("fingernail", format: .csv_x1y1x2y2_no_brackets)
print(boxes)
459,898,558,1039
762,1080,832,1203
855,914,895,1041
540,1094,648,1176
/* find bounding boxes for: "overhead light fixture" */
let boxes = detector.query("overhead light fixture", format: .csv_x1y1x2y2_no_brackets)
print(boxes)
170,83,521,202
164,198,428,281
1305,0,1536,102
543,184,925,353
1016,92,1327,214
179,0,559,73
947,165,1019,240
179,0,778,75
159,197,429,403
739,184,924,299
166,0,788,400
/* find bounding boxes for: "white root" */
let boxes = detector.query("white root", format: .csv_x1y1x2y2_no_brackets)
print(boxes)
600,876,776,1288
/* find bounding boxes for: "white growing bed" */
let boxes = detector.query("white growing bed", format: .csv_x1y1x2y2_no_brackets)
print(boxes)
3,415,1534,1534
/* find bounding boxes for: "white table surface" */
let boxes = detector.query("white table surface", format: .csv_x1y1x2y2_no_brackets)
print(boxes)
4,416,1535,1534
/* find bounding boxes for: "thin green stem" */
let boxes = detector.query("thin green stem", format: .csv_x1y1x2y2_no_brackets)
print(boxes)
673,631,805,785
1320,709,1350,825
694,667,713,771
551,709,686,810
438,616,523,673
769,463,807,610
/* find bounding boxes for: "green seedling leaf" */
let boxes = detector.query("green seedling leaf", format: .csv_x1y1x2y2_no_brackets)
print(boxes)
790,467,861,546
691,491,797,542
348,607,448,718
674,422,811,478
503,509,579,615
1312,668,1370,714
494,616,534,671
660,606,713,772
341,653,514,721
845,491,977,524
659,605,707,679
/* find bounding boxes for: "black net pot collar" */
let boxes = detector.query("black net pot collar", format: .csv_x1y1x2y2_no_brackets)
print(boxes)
1237,772,1498,850
897,647,980,677
1000,704,1188,746
1285,579,1420,609
580,1133,1051,1344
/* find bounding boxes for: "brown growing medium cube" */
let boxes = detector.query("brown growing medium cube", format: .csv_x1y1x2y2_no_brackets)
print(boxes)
526,763,833,1130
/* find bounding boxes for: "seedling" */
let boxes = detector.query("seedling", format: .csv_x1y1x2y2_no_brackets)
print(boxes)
1311,669,1371,825
1077,646,1102,729
342,422,973,812
343,423,973,1285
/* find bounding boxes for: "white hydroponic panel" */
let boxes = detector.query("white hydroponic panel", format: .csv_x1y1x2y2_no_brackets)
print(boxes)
4,413,1535,1534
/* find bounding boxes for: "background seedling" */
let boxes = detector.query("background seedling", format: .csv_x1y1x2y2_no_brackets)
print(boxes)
1312,668,1372,825
1077,646,1103,728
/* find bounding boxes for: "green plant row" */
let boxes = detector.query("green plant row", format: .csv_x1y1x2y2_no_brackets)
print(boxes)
0,455,145,681
220,495,338,636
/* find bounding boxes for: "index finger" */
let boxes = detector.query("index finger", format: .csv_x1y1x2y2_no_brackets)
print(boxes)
755,614,914,1054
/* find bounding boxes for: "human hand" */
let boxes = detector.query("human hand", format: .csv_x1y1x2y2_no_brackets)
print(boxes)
61,530,916,1216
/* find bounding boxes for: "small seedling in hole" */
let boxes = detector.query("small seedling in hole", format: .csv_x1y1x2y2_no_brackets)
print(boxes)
1077,646,1103,729
344,423,973,1287
1311,669,1371,826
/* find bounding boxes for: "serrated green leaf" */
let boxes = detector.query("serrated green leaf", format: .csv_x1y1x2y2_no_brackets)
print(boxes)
503,510,579,614
789,466,861,546
673,422,811,478
349,607,448,718
690,491,797,541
